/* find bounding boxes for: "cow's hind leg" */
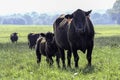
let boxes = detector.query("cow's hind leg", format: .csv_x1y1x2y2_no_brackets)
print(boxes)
59,48,66,68
67,50,72,68
56,52,60,68
49,57,54,66
46,57,49,63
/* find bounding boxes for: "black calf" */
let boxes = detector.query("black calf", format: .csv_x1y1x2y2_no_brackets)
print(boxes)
35,32,60,67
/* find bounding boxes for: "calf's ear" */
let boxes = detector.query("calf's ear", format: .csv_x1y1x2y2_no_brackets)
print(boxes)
65,14,73,19
14,32,18,34
85,10,92,16
40,33,46,37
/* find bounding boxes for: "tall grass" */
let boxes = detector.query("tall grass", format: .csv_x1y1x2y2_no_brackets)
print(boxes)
0,25,120,80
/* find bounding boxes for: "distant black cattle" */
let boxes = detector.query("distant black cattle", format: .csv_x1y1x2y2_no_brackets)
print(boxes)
35,32,60,67
27,33,45,49
53,9,95,68
10,32,18,43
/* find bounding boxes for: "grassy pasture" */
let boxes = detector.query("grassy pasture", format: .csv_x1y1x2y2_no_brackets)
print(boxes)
0,25,120,80
95,25,120,37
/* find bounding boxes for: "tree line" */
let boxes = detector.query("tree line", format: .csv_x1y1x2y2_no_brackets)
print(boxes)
107,0,120,24
0,12,59,25
0,0,119,25
0,12,115,25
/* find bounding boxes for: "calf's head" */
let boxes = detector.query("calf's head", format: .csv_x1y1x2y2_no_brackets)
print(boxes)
44,32,54,45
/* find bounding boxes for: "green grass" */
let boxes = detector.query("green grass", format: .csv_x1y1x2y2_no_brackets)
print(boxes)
0,25,120,80
95,25,120,37
0,25,53,43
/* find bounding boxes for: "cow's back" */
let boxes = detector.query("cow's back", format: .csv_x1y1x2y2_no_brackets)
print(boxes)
53,15,70,49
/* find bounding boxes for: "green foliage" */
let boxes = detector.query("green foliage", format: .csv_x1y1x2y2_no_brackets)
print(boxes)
107,0,120,24
0,25,120,80
113,0,120,12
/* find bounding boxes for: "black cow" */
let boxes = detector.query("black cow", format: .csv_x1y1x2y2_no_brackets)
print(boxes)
53,14,72,68
28,33,44,49
10,32,18,43
65,9,95,67
35,32,60,67
53,9,95,68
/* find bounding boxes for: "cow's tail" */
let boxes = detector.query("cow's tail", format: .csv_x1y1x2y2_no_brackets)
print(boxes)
35,38,42,64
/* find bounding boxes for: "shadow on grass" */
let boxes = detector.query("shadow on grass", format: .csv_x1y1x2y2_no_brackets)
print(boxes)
0,42,30,50
56,64,96,75
95,35,120,47
82,65,95,74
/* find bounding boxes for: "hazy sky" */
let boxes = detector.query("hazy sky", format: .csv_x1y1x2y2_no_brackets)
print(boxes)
0,0,116,15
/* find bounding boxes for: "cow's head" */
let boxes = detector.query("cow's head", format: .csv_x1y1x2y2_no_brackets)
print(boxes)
65,9,92,32
13,32,18,36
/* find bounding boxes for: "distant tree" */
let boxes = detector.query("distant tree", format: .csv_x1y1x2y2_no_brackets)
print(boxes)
0,17,3,24
23,14,33,25
2,17,26,25
2,18,13,24
13,18,26,25
30,12,40,18
91,13,113,24
107,0,120,24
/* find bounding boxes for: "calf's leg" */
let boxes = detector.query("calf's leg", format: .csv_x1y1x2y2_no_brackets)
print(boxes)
36,53,41,64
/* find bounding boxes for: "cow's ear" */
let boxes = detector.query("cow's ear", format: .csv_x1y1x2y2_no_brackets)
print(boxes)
85,10,92,16
65,14,73,19
40,33,46,37
14,32,18,34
